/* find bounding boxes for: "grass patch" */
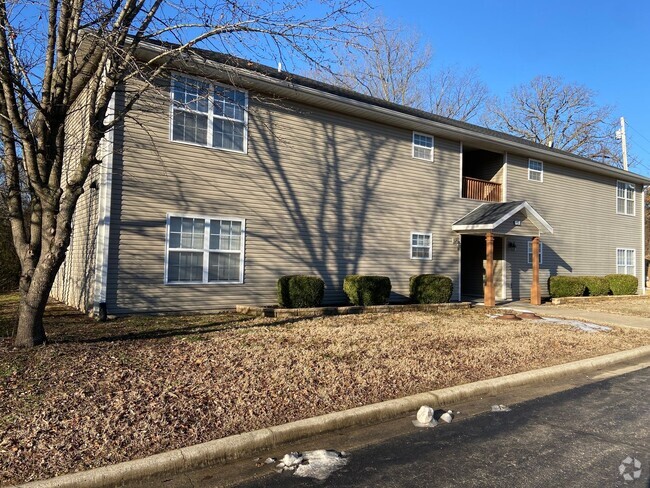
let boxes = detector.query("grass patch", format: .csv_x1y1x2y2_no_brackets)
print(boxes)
556,297,650,319
1,292,649,485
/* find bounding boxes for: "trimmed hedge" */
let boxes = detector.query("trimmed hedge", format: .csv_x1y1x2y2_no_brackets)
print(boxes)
581,276,610,296
343,275,391,306
409,274,453,304
277,275,325,308
548,276,586,298
606,274,638,296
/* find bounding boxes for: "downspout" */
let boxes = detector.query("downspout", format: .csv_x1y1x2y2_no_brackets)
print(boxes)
92,92,115,319
643,186,647,295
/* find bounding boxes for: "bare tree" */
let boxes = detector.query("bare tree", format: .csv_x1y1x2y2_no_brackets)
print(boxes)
426,66,488,121
0,0,368,347
315,16,488,121
319,16,432,108
484,76,623,165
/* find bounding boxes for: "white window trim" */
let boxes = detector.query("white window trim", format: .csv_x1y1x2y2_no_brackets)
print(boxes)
615,248,636,276
169,72,249,154
410,232,433,260
527,240,543,265
412,132,434,161
528,159,543,182
164,213,246,285
616,180,636,216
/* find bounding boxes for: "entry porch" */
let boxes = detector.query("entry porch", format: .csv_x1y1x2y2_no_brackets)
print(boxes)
452,201,554,306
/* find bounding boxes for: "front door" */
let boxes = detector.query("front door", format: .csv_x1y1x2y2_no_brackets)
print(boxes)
460,235,504,299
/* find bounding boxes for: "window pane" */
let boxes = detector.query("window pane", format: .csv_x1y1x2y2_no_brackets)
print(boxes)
170,217,182,232
213,119,245,151
214,86,245,121
172,110,208,145
208,252,241,282
627,200,634,215
174,76,209,112
168,251,203,282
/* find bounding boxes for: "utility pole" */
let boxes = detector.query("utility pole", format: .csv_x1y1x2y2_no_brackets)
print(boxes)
616,117,629,171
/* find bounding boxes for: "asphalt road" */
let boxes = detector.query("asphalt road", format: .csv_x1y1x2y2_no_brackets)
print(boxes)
237,367,649,488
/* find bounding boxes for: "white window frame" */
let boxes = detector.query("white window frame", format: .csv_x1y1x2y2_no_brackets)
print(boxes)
527,240,543,265
528,159,543,182
412,132,434,161
164,213,246,285
616,248,636,276
170,73,249,154
411,232,433,260
616,180,635,216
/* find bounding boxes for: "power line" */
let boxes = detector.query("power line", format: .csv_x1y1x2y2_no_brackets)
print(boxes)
626,121,650,147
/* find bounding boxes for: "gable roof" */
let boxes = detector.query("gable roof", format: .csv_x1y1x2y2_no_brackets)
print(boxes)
452,201,554,234
134,38,650,186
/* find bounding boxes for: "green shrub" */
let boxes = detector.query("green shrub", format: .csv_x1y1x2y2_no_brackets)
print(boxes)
409,274,453,304
606,274,638,296
277,275,325,308
581,276,610,296
343,275,391,306
548,276,586,298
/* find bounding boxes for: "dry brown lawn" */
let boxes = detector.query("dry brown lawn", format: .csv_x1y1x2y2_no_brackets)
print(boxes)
556,297,650,319
1,293,649,485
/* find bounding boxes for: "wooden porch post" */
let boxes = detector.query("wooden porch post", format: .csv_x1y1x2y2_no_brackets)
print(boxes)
531,236,541,305
484,232,495,307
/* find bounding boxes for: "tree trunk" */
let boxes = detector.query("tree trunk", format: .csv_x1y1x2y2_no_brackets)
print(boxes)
13,271,54,347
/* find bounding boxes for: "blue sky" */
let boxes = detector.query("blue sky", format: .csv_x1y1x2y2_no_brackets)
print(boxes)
368,0,650,175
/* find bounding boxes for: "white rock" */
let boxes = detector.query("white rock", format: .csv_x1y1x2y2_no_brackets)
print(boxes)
416,406,434,424
440,410,454,423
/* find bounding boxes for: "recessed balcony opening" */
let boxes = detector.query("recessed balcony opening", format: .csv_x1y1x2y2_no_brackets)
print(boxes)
462,147,504,202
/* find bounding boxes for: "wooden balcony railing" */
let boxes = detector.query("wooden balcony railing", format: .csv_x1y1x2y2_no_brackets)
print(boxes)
463,176,502,202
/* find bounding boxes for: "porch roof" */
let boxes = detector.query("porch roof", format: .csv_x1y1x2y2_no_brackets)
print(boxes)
452,201,554,235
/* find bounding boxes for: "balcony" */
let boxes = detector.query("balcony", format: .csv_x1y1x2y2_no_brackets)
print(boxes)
463,176,502,202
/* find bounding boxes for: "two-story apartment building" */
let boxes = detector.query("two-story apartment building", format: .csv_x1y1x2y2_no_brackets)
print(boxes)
52,41,650,315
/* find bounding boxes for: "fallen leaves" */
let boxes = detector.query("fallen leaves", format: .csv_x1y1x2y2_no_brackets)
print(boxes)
0,302,648,485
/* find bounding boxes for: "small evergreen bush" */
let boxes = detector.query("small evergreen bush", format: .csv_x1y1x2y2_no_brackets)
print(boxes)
605,274,638,296
548,276,586,298
409,274,453,304
581,276,610,296
277,275,325,308
343,275,391,306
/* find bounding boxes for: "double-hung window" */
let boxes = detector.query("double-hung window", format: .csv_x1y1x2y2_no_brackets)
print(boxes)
528,159,543,182
411,233,432,259
413,132,434,161
616,181,635,215
171,75,247,152
527,240,543,264
166,215,245,284
616,248,635,275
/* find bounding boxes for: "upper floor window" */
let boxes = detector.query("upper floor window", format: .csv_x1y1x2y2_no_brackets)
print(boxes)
616,180,635,216
616,248,635,275
166,214,245,284
527,240,543,265
411,232,432,259
413,132,434,161
171,75,248,153
528,159,543,182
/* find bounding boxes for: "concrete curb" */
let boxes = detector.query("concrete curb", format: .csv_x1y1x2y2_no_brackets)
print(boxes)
19,345,650,488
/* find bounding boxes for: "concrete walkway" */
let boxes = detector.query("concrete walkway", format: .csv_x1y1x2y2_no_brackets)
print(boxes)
504,301,650,331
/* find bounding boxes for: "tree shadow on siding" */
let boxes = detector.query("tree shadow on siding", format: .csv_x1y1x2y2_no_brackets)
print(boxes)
246,103,399,303
510,240,571,300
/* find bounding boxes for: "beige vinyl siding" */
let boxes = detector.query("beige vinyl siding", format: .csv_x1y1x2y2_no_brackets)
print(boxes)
504,154,644,298
51,91,100,311
105,78,486,313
